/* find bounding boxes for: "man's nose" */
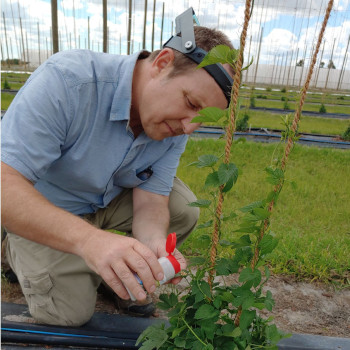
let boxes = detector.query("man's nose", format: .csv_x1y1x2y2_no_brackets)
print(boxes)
182,118,201,135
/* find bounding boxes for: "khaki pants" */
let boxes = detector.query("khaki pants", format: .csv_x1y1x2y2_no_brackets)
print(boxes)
6,178,199,326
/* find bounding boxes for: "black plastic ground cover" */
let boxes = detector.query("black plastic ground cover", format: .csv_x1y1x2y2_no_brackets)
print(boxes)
192,126,350,149
2,302,350,350
1,302,164,349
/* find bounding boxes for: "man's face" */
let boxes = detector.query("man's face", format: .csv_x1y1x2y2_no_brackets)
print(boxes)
137,50,228,141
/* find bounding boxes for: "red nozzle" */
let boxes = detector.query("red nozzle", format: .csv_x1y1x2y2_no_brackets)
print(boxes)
166,233,181,274
166,232,177,255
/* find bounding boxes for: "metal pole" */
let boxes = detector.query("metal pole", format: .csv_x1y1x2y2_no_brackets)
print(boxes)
73,0,77,48
336,34,350,90
160,2,165,48
26,32,29,68
142,0,148,49
103,0,107,52
37,22,41,65
151,0,156,51
282,51,288,86
46,37,49,59
10,0,21,61
2,12,10,66
314,40,325,88
19,16,26,68
127,0,132,54
270,52,277,85
88,16,90,50
325,38,336,89
51,0,59,53
278,53,284,86
253,26,263,86
338,53,348,90
245,35,252,84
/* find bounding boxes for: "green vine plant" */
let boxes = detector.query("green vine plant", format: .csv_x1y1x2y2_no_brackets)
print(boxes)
137,0,334,348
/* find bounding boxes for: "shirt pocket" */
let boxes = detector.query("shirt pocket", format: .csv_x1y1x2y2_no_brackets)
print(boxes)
113,168,152,188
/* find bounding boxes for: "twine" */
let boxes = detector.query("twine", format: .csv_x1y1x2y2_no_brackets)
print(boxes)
208,0,253,286
235,0,335,327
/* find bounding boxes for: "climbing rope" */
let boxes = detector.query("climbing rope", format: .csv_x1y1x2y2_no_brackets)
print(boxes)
205,0,335,324
209,0,253,286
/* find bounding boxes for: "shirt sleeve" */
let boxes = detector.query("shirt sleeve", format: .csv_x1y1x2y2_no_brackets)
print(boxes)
1,60,71,183
138,135,188,196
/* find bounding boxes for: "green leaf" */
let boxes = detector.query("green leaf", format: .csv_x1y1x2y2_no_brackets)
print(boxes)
222,211,238,221
191,154,219,168
205,171,221,187
192,107,227,123
193,235,212,249
239,267,262,287
195,304,219,320
264,290,275,311
259,234,279,255
218,163,239,186
171,325,186,338
231,234,251,248
189,256,206,266
252,207,271,220
239,310,256,330
221,324,242,338
136,324,168,349
265,324,283,343
216,258,239,275
174,337,186,347
242,56,254,71
196,220,213,230
157,293,178,310
197,45,239,68
239,200,265,213
188,199,212,208
265,167,284,185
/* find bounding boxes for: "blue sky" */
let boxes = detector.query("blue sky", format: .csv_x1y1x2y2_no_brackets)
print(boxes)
1,0,349,70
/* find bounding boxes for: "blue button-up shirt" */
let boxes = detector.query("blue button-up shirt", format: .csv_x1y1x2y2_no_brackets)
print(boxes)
1,50,188,215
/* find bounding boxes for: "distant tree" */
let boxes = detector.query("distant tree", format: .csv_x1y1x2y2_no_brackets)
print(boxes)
327,59,336,69
296,59,304,67
319,61,325,68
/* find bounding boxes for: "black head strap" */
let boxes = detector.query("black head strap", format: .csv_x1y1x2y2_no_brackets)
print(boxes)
163,8,233,104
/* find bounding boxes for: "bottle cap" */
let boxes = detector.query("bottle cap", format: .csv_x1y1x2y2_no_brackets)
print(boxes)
165,233,181,274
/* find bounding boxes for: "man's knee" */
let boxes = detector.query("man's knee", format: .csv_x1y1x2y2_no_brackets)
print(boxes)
25,282,96,326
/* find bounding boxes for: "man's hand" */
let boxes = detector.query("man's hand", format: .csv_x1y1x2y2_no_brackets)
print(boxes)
79,231,165,301
140,236,187,285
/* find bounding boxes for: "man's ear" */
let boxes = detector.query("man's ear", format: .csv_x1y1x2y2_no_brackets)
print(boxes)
150,48,175,77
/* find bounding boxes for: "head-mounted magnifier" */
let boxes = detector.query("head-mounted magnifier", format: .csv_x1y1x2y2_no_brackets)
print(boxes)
163,7,233,105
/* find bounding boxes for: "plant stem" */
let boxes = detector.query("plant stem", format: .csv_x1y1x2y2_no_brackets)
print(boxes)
181,317,208,347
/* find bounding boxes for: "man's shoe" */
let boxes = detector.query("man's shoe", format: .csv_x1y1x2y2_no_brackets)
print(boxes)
97,283,155,318
114,294,155,318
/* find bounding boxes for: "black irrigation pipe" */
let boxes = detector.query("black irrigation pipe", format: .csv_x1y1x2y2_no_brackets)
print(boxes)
192,126,350,149
1,321,139,349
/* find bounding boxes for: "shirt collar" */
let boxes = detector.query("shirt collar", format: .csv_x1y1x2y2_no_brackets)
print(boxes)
109,51,141,122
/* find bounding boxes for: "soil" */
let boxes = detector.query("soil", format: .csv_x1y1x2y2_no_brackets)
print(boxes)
2,273,349,338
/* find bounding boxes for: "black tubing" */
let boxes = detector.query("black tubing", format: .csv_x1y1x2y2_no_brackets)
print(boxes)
1,330,137,349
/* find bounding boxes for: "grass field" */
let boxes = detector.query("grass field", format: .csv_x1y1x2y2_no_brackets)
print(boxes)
178,138,350,285
243,110,350,136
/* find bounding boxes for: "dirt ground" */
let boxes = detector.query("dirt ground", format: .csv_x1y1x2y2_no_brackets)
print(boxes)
2,273,349,339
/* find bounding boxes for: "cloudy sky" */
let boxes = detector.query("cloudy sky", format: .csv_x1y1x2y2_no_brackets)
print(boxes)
1,0,349,70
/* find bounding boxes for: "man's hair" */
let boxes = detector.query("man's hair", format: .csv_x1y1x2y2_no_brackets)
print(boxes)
142,26,234,77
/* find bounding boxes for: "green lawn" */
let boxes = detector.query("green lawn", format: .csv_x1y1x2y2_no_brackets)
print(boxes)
244,110,349,136
1,93,15,110
242,98,350,114
178,138,350,285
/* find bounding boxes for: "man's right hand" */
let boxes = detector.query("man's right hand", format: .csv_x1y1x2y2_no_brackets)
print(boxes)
78,231,164,301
